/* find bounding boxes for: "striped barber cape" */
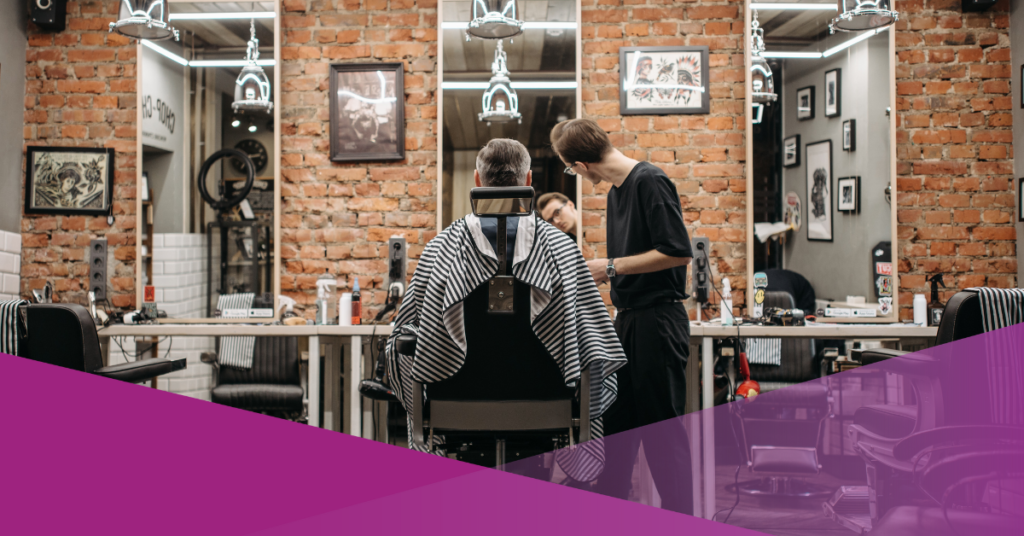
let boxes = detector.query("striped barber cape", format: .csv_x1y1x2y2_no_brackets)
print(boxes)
385,213,626,481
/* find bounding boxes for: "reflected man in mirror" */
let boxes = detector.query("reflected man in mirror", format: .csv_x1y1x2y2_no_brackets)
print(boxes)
537,192,578,242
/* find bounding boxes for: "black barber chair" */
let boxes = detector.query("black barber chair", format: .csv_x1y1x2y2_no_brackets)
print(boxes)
730,290,833,498
18,303,185,383
202,337,304,420
398,187,589,470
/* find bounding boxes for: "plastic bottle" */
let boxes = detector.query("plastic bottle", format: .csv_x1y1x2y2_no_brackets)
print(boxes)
315,270,337,325
722,277,734,326
339,292,352,326
913,294,927,325
351,278,362,325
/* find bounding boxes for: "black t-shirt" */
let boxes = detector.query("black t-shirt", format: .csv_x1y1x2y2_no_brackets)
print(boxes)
607,162,693,309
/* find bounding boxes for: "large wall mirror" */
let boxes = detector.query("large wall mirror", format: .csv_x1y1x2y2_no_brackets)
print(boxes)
438,0,582,238
745,0,898,321
136,1,281,322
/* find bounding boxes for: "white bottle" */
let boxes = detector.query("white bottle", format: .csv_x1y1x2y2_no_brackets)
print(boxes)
339,292,353,326
913,294,927,325
722,277,734,326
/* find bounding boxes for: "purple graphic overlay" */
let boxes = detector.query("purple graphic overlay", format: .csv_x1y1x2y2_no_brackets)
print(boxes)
506,324,1024,535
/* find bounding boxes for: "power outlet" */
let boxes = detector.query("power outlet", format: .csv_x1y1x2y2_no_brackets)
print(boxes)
691,237,711,304
387,237,407,296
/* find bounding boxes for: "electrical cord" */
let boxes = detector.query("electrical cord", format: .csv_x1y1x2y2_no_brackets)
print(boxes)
713,397,745,524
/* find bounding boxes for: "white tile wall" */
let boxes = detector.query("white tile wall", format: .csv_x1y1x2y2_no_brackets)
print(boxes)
0,230,20,301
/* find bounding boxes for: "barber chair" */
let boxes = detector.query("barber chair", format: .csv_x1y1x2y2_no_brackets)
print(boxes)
18,303,185,383
397,187,590,471
202,336,304,420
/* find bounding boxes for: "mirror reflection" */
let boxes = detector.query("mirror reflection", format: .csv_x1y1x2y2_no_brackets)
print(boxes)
751,2,894,318
140,2,278,320
441,0,578,233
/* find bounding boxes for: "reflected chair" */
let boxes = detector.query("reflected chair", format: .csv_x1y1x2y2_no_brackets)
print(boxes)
202,336,304,420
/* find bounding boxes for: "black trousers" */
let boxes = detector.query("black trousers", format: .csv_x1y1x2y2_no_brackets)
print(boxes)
595,302,694,515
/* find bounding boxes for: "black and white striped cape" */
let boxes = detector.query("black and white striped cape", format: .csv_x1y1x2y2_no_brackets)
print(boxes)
385,213,626,481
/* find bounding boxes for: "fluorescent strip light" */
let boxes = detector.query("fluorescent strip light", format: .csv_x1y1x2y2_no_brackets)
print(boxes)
822,26,885,57
442,81,578,90
750,3,837,10
761,51,822,58
169,12,276,20
141,39,188,66
442,22,576,30
190,59,276,67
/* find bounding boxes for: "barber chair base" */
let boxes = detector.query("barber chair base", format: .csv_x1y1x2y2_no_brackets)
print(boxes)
728,476,832,498
868,506,1020,536
822,486,872,535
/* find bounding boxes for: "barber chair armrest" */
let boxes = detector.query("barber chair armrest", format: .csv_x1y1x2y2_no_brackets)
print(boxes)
892,425,1023,462
857,349,940,377
200,351,218,364
95,357,187,384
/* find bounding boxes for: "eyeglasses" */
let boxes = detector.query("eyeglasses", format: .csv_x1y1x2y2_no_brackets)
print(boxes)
563,163,577,176
545,203,567,224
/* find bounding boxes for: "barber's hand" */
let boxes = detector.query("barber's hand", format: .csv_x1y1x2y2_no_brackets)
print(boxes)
587,258,609,285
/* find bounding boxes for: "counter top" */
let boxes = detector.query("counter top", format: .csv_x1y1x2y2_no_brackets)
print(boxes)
689,322,936,338
98,324,392,337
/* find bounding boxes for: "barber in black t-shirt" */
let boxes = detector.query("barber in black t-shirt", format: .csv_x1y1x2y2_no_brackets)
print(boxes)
551,119,693,515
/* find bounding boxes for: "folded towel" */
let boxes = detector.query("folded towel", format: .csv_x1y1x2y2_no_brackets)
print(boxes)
746,337,781,366
217,293,255,369
0,300,27,356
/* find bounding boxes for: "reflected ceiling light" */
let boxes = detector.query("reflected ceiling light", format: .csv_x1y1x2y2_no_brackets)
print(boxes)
337,71,398,104
248,119,257,133
140,39,188,66
169,11,275,20
466,0,524,41
232,20,273,114
750,11,777,104
752,103,764,124
830,0,899,33
749,3,836,10
763,26,887,59
762,51,823,58
443,21,575,30
443,81,577,90
190,59,276,67
478,41,521,125
110,0,179,41
231,117,241,128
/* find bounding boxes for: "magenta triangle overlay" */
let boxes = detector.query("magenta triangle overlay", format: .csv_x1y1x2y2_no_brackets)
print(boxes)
0,354,755,535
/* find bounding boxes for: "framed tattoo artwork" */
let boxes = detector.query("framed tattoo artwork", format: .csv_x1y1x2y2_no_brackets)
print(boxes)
619,46,710,115
783,134,800,167
796,85,815,120
825,68,841,118
329,63,405,162
25,146,114,216
806,140,833,242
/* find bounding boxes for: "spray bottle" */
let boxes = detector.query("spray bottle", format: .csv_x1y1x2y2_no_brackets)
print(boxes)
927,274,945,327
277,295,305,326
722,277,734,326
315,270,337,325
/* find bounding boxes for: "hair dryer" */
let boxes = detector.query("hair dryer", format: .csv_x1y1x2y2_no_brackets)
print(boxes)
735,345,761,399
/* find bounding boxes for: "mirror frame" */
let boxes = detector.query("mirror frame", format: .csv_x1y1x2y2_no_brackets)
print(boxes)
135,0,282,323
743,0,899,320
435,0,585,252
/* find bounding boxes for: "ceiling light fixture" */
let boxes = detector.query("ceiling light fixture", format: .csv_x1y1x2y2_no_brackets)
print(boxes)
750,11,777,104
232,19,273,114
169,11,276,20
443,21,575,30
231,117,241,128
110,0,179,41
478,41,521,125
466,0,524,41
830,0,899,33
140,39,188,66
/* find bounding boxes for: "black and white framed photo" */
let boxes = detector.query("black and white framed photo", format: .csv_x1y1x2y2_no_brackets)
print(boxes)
837,176,860,213
797,86,815,120
843,119,856,151
825,68,841,118
806,140,833,242
329,63,405,162
25,146,114,216
1019,177,1024,222
619,46,710,115
783,134,801,167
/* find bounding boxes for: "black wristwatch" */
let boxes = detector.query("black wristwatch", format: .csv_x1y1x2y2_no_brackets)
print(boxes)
606,258,617,279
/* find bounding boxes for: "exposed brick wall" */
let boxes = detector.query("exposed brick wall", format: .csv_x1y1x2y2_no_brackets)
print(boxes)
895,0,1016,319
22,1,137,308
277,0,438,320
580,0,747,317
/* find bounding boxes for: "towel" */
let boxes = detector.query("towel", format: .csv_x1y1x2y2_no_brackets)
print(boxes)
0,300,27,356
217,293,256,369
968,287,1024,333
968,287,1024,426
745,337,782,366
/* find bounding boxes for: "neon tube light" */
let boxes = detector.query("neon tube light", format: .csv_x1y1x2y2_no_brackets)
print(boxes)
169,12,275,20
141,39,188,66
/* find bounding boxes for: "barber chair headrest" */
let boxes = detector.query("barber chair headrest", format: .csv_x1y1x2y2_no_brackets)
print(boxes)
470,186,535,217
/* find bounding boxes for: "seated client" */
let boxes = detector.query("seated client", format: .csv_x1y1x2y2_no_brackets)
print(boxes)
384,138,626,479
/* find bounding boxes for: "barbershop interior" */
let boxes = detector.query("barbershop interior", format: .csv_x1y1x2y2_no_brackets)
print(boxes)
5,0,1024,534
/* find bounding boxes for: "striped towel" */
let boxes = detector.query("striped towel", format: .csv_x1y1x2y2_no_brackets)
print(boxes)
217,293,255,369
0,299,27,356
968,287,1024,333
745,338,782,366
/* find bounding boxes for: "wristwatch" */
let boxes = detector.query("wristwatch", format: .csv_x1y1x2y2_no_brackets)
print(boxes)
606,258,617,279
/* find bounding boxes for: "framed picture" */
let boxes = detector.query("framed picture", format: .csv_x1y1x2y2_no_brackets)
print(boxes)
783,134,801,167
806,140,833,242
141,172,150,201
329,63,405,162
837,176,860,213
843,119,856,151
1019,177,1024,222
797,86,815,120
619,46,710,115
825,68,841,117
25,146,114,216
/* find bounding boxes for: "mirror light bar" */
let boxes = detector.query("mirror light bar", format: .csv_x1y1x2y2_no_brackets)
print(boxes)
761,51,823,58
170,12,276,20
442,22,576,30
141,39,188,66
443,81,577,90
191,59,276,67
762,27,887,59
749,3,837,10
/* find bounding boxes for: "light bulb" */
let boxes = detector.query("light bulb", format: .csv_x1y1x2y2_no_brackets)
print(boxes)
231,118,241,128
248,124,257,132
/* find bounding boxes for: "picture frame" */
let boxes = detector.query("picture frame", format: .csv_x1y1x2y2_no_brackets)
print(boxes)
797,86,815,121
805,140,833,242
837,176,860,213
843,119,856,151
25,146,114,216
1019,177,1024,222
329,63,405,163
825,68,841,118
141,172,150,202
619,46,710,115
783,134,801,167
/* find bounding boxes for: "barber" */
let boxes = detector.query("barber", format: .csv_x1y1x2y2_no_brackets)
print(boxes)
551,118,694,515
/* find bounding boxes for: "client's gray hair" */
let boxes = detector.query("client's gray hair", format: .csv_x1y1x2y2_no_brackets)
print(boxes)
476,138,531,187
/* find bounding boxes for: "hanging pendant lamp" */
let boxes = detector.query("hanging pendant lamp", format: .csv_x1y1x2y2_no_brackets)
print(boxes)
478,41,521,125
830,0,899,33
232,20,273,114
750,11,777,104
466,0,524,41
109,0,179,40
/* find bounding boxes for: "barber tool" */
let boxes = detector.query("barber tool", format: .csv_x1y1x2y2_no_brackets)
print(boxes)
735,343,760,399
277,295,305,326
351,278,362,325
32,282,53,304
360,337,398,402
763,307,805,327
927,274,945,327
469,186,536,315
752,271,768,319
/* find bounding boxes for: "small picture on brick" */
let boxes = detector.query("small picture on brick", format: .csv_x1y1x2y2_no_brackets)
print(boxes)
797,86,814,121
329,63,405,163
25,146,114,216
618,46,710,115
825,68,841,118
